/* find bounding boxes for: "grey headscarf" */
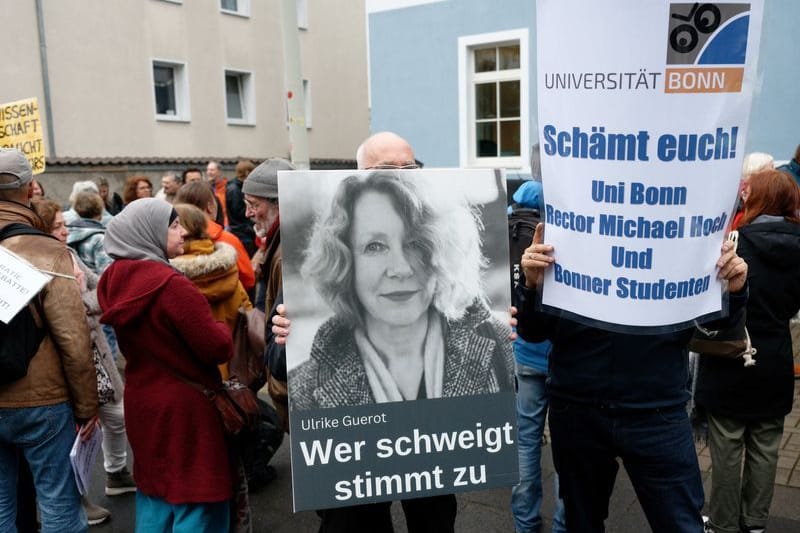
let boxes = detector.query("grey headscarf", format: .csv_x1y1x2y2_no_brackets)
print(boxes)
104,198,175,264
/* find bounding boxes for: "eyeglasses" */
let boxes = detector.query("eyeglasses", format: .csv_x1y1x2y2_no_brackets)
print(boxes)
366,163,420,170
244,199,268,210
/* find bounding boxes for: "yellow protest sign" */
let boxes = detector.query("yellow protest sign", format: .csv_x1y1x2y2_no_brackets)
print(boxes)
0,98,46,175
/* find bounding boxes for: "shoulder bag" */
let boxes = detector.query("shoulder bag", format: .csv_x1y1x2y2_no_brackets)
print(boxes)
688,230,757,367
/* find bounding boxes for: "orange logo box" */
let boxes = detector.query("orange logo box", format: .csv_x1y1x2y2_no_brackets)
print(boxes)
664,67,744,93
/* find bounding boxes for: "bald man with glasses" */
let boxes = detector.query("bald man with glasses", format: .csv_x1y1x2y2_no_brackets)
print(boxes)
356,131,421,170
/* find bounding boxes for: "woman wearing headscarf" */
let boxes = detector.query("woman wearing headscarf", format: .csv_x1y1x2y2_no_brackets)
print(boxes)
697,170,800,533
98,198,234,532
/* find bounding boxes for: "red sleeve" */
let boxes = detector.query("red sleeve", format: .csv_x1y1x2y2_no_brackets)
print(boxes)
162,275,233,366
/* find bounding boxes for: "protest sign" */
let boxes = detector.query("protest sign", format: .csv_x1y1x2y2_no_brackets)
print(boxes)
0,246,51,324
536,0,764,330
0,97,46,175
278,169,517,511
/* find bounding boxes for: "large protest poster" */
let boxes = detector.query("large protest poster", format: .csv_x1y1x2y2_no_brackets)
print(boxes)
536,0,764,330
278,168,517,511
0,98,45,175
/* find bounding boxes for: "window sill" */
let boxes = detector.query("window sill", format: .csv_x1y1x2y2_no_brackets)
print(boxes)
220,9,250,18
156,114,191,123
226,119,256,127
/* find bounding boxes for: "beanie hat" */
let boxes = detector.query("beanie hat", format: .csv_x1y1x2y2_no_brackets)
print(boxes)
242,158,295,199
0,149,33,190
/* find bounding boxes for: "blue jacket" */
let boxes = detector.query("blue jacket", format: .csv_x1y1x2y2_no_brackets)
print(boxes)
508,180,551,373
777,159,800,187
66,218,113,275
516,283,747,409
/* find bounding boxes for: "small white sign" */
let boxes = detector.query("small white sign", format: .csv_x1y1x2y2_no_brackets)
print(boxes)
0,246,52,324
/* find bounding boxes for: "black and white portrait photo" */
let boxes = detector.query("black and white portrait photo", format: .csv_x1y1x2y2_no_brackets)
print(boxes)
279,168,514,411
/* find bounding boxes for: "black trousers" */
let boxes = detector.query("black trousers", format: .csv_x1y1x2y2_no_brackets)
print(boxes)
317,494,457,533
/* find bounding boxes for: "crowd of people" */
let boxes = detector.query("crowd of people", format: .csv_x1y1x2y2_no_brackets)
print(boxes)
0,136,798,533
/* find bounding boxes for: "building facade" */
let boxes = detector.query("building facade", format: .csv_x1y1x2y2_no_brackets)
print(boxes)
1,0,369,176
367,0,800,170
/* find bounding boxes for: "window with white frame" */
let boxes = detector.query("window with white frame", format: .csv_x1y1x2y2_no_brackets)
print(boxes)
153,60,190,121
297,0,308,29
225,70,254,125
220,0,250,17
458,29,529,168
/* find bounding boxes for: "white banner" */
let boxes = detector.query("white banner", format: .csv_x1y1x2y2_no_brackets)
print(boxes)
536,0,764,329
0,246,51,324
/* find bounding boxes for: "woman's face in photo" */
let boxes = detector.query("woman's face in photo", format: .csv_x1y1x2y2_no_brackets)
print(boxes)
50,212,68,243
166,217,187,258
349,191,434,328
31,181,43,197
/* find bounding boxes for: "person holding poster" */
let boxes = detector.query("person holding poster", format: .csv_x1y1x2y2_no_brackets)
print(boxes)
516,223,747,533
272,132,515,532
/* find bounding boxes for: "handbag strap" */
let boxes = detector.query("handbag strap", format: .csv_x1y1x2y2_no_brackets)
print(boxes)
171,372,218,400
149,353,219,400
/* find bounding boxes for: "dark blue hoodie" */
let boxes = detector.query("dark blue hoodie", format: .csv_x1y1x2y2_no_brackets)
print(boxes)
516,283,746,409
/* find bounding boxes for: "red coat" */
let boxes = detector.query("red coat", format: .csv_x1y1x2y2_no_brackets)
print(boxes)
98,259,233,504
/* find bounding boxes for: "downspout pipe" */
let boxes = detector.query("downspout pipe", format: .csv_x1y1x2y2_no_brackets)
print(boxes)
280,0,309,169
35,0,57,157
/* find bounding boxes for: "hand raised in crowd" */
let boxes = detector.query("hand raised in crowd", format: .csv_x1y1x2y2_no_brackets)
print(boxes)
716,238,748,293
271,304,291,345
520,223,554,288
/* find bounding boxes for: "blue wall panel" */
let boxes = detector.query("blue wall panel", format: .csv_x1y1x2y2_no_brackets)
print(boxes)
369,0,798,167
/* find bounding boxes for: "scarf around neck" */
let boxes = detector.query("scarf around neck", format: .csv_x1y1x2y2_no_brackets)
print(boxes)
355,308,444,403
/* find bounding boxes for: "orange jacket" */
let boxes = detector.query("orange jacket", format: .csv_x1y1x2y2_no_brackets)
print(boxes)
206,219,255,290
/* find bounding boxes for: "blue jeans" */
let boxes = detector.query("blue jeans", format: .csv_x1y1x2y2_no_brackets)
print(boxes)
135,492,230,533
0,402,87,533
511,364,566,533
548,399,704,533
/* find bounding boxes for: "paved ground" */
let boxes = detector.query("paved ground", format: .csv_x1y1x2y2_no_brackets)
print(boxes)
90,384,800,532
87,322,800,531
